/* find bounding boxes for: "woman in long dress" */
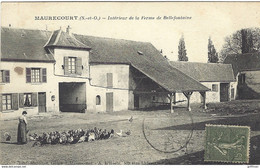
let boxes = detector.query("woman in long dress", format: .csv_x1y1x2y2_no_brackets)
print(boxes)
17,111,28,144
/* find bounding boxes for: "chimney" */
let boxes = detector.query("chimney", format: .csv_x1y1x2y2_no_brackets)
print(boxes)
66,25,72,36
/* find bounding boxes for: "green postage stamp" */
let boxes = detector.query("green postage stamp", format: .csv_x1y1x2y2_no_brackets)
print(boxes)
204,124,250,163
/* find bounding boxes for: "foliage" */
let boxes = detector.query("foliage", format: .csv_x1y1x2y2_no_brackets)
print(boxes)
219,28,260,62
208,37,219,63
178,35,188,61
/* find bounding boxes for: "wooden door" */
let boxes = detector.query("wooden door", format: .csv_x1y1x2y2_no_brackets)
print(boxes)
38,92,46,112
134,94,139,109
220,83,229,102
106,92,113,112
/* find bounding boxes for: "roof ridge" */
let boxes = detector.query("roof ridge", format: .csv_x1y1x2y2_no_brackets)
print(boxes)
1,26,51,33
74,33,151,44
66,32,90,47
1,26,151,44
170,61,230,66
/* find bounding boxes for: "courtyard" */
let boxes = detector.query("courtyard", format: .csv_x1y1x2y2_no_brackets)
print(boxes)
0,100,260,165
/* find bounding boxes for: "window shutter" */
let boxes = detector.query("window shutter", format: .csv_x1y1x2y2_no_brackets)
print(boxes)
5,71,10,83
107,73,113,88
0,94,2,112
26,68,31,83
19,93,24,108
32,92,38,107
12,93,18,110
64,57,69,75
42,68,47,82
76,57,82,75
2,71,6,83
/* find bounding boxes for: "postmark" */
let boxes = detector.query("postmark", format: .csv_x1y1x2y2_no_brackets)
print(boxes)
142,112,194,153
204,124,250,163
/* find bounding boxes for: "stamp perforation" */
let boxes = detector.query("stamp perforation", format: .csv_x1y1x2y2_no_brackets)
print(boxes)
204,124,250,163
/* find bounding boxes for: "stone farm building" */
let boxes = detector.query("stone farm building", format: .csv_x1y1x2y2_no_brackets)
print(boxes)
223,52,260,99
170,61,236,104
0,27,210,119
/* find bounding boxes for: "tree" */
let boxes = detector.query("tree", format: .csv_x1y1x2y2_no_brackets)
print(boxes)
208,37,219,63
219,27,260,62
178,35,188,61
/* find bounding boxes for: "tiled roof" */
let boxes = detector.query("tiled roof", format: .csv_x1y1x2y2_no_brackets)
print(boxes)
223,52,260,76
74,34,209,92
44,29,91,50
1,27,55,62
1,27,209,92
170,61,235,82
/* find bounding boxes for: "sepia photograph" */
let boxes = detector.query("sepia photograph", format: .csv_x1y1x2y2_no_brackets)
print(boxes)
0,2,260,166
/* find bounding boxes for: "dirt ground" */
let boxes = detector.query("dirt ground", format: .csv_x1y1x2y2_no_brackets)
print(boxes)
0,100,260,165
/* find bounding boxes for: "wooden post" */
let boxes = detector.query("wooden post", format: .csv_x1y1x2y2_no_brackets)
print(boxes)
170,93,174,113
183,92,193,111
173,92,176,105
187,94,191,111
200,91,207,110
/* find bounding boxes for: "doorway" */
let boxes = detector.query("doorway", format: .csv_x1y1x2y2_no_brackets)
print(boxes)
106,92,113,112
59,82,86,112
134,94,139,109
38,92,46,112
220,83,229,102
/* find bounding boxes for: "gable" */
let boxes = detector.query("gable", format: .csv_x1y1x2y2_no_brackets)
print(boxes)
170,61,235,82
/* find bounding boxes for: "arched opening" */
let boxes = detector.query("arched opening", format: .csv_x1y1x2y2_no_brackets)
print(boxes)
96,95,101,105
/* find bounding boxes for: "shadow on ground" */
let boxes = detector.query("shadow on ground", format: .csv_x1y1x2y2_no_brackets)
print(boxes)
156,113,260,131
0,142,18,145
150,135,260,165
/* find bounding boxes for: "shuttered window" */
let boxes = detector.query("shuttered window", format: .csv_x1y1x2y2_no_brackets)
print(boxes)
23,92,37,107
0,70,10,83
26,68,47,83
0,93,18,111
107,73,113,88
64,56,82,75
24,93,32,107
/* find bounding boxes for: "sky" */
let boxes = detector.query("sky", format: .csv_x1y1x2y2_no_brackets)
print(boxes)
1,2,260,62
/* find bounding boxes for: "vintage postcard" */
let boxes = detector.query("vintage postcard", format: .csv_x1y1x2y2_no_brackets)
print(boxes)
0,1,260,165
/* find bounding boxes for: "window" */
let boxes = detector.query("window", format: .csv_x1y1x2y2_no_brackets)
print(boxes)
68,57,76,74
0,70,10,83
19,93,37,108
24,93,32,107
238,74,246,85
107,73,113,88
2,94,12,111
212,84,218,92
0,93,18,112
152,95,156,102
31,68,40,83
96,95,101,105
64,57,82,75
26,68,47,83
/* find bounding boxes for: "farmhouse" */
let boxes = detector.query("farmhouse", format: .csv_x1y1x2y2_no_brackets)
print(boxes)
170,61,236,103
0,26,209,119
223,52,260,99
